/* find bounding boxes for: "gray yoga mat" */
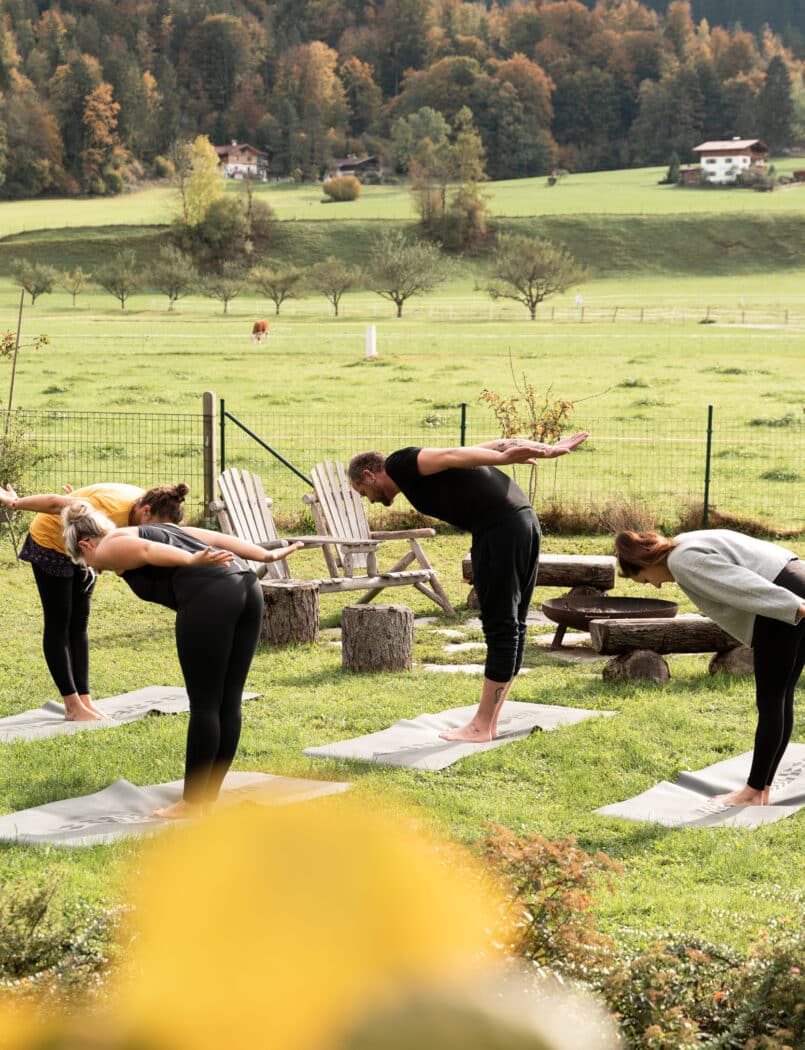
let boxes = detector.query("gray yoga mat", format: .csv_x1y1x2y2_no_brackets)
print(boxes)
304,700,614,770
0,772,352,847
0,686,259,743
596,743,805,828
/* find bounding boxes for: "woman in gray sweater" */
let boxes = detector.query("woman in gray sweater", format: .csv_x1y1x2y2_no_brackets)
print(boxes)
615,529,805,808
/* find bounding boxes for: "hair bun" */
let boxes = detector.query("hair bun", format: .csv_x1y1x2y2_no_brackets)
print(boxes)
63,499,94,523
174,483,189,501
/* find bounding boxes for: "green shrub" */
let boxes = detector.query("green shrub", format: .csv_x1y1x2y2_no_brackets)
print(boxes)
323,175,362,202
0,877,121,1007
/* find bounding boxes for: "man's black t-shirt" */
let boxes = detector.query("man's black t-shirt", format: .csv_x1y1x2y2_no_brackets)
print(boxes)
384,446,532,534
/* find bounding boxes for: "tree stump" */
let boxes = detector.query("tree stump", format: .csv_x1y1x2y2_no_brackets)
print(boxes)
603,649,670,684
709,645,754,676
261,580,319,645
342,604,413,672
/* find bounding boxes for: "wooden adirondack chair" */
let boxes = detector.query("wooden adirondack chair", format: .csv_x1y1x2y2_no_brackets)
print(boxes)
303,460,455,615
211,468,449,608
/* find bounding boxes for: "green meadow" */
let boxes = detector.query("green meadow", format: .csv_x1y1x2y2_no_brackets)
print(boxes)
1,167,804,1015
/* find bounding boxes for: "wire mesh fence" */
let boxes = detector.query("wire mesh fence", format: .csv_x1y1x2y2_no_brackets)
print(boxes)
3,404,803,534
3,408,208,517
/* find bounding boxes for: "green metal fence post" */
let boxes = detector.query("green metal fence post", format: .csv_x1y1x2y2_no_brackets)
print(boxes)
703,404,713,528
460,402,467,446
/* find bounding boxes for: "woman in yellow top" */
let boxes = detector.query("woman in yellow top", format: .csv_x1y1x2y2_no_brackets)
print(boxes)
0,482,188,722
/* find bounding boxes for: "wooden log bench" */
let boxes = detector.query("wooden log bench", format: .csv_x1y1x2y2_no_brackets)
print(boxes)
590,614,753,683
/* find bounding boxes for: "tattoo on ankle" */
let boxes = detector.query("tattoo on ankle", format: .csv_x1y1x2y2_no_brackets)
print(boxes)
494,686,505,705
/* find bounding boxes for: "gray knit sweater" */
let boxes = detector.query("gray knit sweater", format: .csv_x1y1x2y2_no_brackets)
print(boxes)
667,530,801,646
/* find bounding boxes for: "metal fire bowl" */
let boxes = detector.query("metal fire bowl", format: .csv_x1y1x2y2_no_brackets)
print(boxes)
542,595,679,632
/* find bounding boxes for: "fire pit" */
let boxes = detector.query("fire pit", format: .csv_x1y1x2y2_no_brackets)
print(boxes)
542,594,678,648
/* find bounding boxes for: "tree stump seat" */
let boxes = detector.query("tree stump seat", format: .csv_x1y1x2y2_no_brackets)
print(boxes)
261,580,319,645
341,604,414,672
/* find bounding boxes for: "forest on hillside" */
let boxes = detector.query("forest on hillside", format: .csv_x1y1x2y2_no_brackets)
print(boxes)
0,0,803,199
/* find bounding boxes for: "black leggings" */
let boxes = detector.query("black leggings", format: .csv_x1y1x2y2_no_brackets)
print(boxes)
175,572,263,804
31,565,97,697
471,508,541,682
748,560,805,790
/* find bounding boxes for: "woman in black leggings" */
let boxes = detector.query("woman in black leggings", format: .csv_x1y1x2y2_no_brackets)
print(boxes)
62,500,302,819
616,528,805,808
0,482,188,721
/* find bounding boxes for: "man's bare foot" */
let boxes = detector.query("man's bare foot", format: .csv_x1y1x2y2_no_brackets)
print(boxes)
153,799,204,821
440,723,495,743
710,785,766,807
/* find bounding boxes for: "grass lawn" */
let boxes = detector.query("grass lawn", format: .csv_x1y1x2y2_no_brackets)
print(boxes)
1,530,804,955
2,161,805,238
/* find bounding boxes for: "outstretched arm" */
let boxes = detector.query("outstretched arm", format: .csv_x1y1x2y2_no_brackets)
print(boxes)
179,525,304,564
90,531,234,573
0,485,75,514
417,432,589,475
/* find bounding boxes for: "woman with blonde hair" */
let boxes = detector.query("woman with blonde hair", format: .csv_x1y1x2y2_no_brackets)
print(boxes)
615,528,805,808
0,482,189,721
62,500,302,820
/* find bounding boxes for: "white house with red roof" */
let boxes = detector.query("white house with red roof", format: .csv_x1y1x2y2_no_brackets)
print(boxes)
692,138,768,184
214,141,268,181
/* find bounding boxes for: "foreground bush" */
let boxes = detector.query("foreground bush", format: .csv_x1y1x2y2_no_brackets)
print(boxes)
485,825,805,1049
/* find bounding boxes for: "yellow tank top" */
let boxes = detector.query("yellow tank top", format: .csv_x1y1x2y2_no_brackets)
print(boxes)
29,483,145,554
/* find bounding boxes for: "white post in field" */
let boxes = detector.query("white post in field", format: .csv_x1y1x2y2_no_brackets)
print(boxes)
364,324,378,360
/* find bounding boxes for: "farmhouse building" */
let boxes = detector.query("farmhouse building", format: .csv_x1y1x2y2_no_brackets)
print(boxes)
327,155,381,179
692,139,769,184
214,141,268,180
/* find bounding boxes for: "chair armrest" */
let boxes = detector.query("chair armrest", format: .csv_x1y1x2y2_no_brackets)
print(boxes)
286,535,380,552
369,529,436,539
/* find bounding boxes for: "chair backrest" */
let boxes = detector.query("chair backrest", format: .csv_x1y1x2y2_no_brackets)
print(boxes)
215,468,289,580
310,460,371,569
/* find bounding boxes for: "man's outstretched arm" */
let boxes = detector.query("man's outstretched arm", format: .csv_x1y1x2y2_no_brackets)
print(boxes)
416,432,589,475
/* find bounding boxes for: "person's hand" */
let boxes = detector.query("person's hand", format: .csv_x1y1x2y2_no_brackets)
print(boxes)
554,430,589,451
62,484,75,494
497,432,588,464
189,547,234,566
265,540,305,563
0,484,18,508
710,784,767,807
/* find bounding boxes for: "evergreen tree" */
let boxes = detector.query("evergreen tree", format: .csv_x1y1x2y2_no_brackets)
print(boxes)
758,56,794,152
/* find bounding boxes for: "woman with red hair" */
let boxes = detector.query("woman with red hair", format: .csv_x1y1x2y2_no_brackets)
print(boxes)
615,528,805,808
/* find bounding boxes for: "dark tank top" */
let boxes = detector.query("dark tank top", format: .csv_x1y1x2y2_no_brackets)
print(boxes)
384,446,532,535
121,524,250,610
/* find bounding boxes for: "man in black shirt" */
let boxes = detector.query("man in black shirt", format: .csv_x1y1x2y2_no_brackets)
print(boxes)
347,433,588,742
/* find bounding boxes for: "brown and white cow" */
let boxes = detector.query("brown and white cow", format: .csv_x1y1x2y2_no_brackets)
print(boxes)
251,319,270,343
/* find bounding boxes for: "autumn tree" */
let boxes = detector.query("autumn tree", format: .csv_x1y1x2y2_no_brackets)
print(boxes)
367,228,450,317
81,80,120,192
250,266,305,315
169,139,193,224
184,135,224,227
59,266,91,307
10,259,57,306
271,43,348,174
2,70,64,197
150,246,198,311
95,250,142,310
483,235,583,320
339,56,383,137
309,257,361,316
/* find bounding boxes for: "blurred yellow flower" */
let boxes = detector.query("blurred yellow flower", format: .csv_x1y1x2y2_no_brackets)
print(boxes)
112,795,508,1050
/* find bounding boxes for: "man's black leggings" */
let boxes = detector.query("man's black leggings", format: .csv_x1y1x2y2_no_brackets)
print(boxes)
31,564,96,697
471,507,541,683
748,559,805,790
175,571,263,804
